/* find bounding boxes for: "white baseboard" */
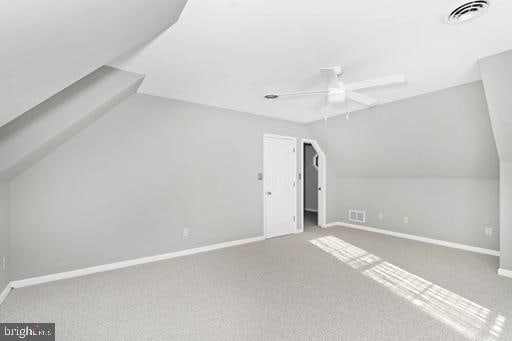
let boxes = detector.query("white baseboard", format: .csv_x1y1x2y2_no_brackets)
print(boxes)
304,208,318,213
498,268,512,278
325,221,500,257
11,235,265,289
0,282,13,305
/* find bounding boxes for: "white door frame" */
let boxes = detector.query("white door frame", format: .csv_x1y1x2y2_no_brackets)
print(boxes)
263,133,298,238
300,138,327,231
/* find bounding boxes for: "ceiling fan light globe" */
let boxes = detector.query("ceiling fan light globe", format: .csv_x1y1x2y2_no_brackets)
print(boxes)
327,89,346,104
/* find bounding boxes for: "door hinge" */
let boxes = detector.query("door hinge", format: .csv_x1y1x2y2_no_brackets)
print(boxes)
293,216,296,222
293,147,296,153
293,181,296,187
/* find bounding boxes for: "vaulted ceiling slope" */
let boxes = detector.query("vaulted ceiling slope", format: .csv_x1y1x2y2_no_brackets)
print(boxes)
479,50,512,162
111,0,512,123
0,66,144,181
307,81,498,179
0,0,187,128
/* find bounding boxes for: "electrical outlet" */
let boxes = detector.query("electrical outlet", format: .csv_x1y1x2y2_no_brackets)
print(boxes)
403,217,409,224
183,228,189,238
485,227,493,236
378,213,384,220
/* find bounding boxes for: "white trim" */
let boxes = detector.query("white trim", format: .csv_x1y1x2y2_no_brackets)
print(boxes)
0,282,13,305
498,268,512,278
300,139,326,230
299,142,304,233
325,221,500,256
10,236,265,289
304,208,318,213
262,133,297,141
263,133,298,238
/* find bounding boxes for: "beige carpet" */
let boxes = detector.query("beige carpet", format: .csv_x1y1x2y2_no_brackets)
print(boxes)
1,226,511,340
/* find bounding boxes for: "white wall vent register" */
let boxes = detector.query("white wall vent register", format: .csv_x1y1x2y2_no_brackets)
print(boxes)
349,209,366,223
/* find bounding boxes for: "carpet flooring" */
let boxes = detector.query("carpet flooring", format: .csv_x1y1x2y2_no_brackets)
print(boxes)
1,226,511,340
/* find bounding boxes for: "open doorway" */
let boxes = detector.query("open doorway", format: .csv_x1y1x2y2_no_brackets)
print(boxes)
301,139,326,231
303,143,318,230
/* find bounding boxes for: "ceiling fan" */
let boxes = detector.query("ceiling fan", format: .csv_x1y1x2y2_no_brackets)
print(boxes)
264,66,406,107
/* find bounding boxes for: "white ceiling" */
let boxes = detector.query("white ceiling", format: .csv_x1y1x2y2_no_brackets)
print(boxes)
111,0,512,123
0,0,187,128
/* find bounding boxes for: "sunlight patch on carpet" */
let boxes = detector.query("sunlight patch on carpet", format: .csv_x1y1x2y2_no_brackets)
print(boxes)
309,235,505,341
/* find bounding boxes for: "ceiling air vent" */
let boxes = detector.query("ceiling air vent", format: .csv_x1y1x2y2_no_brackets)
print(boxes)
445,0,490,24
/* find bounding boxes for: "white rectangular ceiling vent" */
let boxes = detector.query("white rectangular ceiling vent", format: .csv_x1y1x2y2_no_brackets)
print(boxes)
349,209,366,223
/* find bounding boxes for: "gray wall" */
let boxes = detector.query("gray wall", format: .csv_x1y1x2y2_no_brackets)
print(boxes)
0,183,9,290
4,77,501,280
335,178,498,249
500,162,512,269
308,81,498,179
479,50,512,269
304,144,318,211
9,94,312,280
308,81,500,250
479,50,512,161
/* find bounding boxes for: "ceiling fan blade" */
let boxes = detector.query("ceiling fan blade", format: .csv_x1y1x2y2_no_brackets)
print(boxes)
344,74,406,91
320,68,341,89
346,91,378,106
265,90,328,99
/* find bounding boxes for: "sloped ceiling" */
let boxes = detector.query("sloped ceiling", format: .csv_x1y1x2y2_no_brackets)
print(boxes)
479,50,512,162
0,0,187,128
111,0,512,123
307,81,498,179
0,66,144,181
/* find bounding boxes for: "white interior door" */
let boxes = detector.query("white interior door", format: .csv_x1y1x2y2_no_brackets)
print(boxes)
264,134,297,238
